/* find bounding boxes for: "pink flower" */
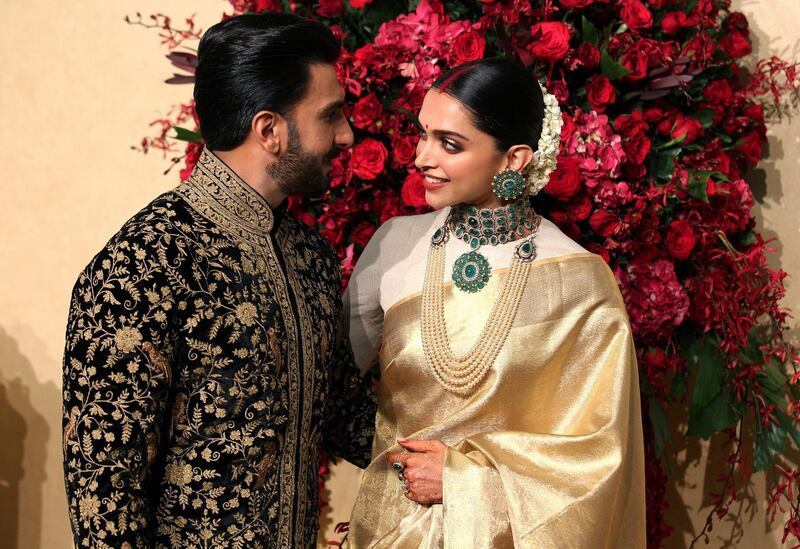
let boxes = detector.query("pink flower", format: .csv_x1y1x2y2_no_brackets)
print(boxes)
563,109,626,185
616,259,690,343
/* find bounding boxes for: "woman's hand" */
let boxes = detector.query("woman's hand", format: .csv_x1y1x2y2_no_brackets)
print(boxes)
385,437,447,505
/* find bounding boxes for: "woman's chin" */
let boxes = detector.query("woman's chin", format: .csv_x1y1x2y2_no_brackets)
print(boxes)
424,190,452,210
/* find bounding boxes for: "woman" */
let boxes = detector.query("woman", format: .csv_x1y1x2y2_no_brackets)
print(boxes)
343,58,645,548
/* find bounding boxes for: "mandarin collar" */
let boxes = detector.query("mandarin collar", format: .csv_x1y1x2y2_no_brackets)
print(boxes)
182,147,278,236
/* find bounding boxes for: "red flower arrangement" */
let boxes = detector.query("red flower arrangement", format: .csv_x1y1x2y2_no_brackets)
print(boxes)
133,0,800,546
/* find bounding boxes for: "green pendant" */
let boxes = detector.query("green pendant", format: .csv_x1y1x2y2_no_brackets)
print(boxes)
452,251,491,293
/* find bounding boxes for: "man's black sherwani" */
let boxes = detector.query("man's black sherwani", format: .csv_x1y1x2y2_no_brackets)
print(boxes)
63,149,375,548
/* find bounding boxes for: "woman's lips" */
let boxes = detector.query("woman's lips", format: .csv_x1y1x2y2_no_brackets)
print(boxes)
422,175,449,191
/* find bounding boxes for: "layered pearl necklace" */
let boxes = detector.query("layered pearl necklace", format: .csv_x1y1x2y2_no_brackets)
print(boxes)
420,203,541,396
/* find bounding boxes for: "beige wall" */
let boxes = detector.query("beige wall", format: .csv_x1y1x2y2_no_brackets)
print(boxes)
0,1,796,548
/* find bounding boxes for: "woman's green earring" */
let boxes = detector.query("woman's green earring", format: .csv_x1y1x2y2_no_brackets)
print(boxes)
491,169,526,201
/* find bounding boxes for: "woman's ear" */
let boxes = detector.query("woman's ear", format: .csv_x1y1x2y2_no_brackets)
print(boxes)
251,110,286,155
505,144,534,173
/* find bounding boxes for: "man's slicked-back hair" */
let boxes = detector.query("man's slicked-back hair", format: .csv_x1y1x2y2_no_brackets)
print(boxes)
194,12,340,151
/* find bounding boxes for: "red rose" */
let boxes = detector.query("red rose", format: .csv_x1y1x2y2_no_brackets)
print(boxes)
589,209,621,237
350,138,388,180
742,103,765,126
548,79,570,103
352,94,384,132
660,11,686,34
391,134,417,168
682,31,715,61
665,219,696,260
316,0,344,17
559,0,594,8
373,189,403,223
351,221,377,249
620,48,649,81
621,0,653,30
529,22,572,62
719,31,751,59
587,75,616,113
545,156,582,201
586,242,610,263
253,0,282,11
703,79,734,105
671,115,703,145
568,193,592,221
180,142,203,181
575,43,600,70
724,11,749,33
451,30,486,65
735,130,763,163
400,172,429,208
348,0,374,8
624,131,651,166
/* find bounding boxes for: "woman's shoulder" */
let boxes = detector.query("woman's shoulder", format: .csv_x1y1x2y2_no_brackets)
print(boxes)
366,209,445,253
534,216,589,261
378,209,442,233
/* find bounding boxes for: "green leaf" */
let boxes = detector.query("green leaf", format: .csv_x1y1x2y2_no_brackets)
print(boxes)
651,146,681,182
600,50,632,81
361,0,404,27
582,16,600,47
740,232,756,246
686,336,738,438
655,133,687,151
687,391,738,438
691,337,726,410
687,171,710,202
755,421,787,471
696,108,716,130
686,170,729,202
173,126,202,143
649,399,673,457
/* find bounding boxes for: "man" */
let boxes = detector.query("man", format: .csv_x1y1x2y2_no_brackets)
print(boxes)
62,13,375,548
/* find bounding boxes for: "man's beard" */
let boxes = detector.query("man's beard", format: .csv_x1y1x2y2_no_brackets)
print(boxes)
266,120,337,198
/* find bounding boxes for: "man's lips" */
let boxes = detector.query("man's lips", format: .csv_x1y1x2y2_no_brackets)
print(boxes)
422,175,449,190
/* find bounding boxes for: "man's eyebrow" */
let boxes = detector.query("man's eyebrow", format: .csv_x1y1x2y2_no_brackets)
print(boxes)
320,99,345,116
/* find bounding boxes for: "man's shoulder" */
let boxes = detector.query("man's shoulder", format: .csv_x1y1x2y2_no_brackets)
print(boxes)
81,191,194,274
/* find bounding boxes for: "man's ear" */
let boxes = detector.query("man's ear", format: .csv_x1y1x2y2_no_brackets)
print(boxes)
251,110,285,155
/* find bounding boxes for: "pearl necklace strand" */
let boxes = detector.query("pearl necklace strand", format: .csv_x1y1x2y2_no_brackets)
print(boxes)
420,213,541,396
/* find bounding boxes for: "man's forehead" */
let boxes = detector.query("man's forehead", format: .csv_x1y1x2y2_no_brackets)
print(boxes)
307,63,343,98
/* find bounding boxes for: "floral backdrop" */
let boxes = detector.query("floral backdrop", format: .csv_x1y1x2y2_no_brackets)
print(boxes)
130,0,800,545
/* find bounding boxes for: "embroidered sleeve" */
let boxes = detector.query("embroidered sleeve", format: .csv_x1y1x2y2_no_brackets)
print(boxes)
322,317,377,469
62,231,177,548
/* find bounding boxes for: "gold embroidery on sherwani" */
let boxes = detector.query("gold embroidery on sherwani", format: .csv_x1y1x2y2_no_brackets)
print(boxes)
176,151,305,547
63,148,375,549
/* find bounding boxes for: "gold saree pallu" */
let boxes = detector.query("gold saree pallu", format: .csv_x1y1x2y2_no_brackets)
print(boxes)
347,253,646,549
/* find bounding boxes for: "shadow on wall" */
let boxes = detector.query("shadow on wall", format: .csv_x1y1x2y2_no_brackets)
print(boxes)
0,326,60,549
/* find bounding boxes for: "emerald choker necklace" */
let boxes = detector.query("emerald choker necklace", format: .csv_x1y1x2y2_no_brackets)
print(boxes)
444,198,535,293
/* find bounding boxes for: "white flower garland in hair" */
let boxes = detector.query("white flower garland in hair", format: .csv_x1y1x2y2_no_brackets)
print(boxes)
525,81,563,196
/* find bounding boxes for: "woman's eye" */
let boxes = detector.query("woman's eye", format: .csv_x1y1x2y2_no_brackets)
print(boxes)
442,139,460,153
418,128,428,140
